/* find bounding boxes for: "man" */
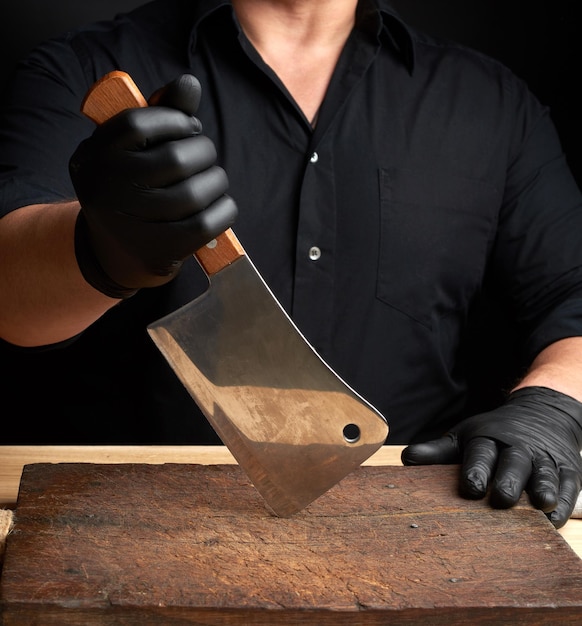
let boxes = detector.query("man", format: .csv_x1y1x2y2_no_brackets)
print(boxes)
0,0,581,527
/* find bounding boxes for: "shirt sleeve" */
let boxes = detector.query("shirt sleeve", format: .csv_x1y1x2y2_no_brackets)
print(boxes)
0,36,96,216
491,76,582,362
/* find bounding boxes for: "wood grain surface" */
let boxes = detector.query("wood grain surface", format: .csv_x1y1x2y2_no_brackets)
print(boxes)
0,446,580,559
1,463,581,625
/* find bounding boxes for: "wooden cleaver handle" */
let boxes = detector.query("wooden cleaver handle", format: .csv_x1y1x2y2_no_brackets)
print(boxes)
81,70,245,278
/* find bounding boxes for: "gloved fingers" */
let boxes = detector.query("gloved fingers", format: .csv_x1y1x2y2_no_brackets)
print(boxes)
526,455,559,513
180,194,239,251
95,193,238,287
120,165,230,221
148,74,202,118
489,445,532,509
178,165,230,214
131,195,238,268
459,436,498,499
112,135,218,189
401,434,460,466
94,107,201,151
548,468,582,529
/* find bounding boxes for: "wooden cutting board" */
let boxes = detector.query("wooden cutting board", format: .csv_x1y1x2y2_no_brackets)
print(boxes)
1,463,582,625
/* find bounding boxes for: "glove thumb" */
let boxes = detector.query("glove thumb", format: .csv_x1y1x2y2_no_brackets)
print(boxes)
148,74,202,118
401,434,461,465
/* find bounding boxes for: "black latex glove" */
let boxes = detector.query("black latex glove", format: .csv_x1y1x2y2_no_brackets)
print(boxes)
401,387,582,528
69,74,238,298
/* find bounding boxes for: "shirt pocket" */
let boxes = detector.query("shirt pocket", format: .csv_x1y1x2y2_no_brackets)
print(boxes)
377,167,500,328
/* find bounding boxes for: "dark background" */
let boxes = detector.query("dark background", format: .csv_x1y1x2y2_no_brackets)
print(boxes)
1,0,579,185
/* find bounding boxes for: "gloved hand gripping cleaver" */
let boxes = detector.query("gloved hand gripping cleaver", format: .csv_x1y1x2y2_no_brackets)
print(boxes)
82,71,389,516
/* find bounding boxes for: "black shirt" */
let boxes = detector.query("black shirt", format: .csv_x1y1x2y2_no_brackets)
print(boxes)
1,0,582,443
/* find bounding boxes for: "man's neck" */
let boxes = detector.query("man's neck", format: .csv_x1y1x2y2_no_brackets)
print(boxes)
232,0,357,47
232,0,358,124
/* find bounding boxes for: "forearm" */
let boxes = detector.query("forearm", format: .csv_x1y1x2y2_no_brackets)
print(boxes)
513,336,582,403
0,202,119,347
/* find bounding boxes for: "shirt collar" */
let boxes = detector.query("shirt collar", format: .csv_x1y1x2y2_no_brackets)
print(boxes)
358,0,416,73
187,0,415,74
188,0,235,50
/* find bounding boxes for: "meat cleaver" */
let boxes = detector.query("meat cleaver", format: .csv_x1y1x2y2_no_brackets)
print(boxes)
82,71,389,516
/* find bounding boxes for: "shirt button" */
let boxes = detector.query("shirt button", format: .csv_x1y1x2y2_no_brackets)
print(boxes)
309,246,322,261
310,152,319,163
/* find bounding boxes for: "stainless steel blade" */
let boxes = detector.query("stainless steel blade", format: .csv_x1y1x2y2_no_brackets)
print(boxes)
148,249,388,516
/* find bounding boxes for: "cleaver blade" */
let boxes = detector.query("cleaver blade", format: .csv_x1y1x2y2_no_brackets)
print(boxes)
82,71,389,516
